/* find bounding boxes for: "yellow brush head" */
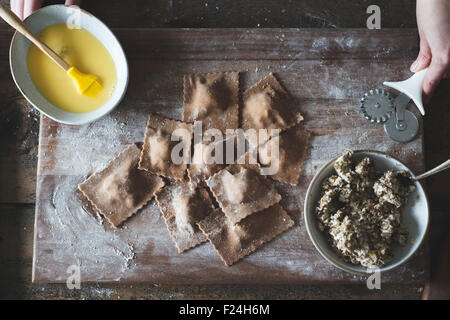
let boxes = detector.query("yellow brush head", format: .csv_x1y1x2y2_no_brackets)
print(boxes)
67,67,103,98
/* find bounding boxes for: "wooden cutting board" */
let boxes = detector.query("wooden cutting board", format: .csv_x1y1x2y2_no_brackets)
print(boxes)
33,28,429,284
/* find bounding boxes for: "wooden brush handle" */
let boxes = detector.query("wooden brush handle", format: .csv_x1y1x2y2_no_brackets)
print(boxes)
0,5,71,71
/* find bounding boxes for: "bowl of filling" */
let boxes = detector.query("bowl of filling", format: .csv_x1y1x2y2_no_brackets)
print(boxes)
9,4,128,125
304,150,429,274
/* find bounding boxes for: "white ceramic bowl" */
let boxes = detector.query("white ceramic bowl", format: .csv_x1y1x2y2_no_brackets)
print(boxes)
9,5,128,125
304,150,429,274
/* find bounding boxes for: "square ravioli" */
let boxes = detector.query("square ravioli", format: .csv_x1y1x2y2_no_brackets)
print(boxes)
259,126,311,185
242,73,303,133
183,71,239,134
139,113,193,180
78,144,165,228
197,204,294,266
188,133,246,186
188,139,227,187
206,163,281,224
156,181,215,253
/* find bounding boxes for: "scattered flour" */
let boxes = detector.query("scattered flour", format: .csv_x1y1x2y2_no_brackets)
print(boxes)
114,244,136,269
49,116,133,175
33,32,425,283
37,174,144,280
312,37,327,48
88,287,117,299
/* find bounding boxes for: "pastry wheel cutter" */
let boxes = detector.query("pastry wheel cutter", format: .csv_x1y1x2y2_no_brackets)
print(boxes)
360,68,428,143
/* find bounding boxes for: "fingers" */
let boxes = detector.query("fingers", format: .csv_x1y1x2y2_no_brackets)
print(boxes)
65,0,81,6
23,0,43,19
422,57,449,103
11,0,80,20
411,40,432,72
11,0,24,20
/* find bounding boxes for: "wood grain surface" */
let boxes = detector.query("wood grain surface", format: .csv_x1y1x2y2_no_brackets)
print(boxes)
2,0,449,300
32,28,428,284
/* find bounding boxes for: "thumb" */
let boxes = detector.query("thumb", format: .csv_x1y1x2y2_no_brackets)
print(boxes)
24,0,43,19
65,0,81,6
410,40,432,72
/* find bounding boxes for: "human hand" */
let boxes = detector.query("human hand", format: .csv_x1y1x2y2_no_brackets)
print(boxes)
11,0,81,20
410,0,450,103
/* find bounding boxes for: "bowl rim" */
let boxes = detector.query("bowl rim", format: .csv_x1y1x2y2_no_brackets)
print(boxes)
9,4,129,125
303,149,430,275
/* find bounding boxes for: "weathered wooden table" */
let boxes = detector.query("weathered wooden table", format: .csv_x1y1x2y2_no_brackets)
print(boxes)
1,0,449,299
33,28,427,285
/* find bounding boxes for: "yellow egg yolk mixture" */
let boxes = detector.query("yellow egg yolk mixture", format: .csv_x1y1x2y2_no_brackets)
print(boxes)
27,23,117,113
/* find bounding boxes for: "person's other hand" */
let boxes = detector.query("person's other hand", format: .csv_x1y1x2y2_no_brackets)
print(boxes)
11,0,81,20
410,0,450,103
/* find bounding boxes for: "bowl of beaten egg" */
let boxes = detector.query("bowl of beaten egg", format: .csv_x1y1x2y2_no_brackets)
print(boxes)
9,5,128,125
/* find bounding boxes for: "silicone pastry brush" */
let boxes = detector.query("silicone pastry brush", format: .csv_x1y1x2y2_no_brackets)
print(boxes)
0,5,103,98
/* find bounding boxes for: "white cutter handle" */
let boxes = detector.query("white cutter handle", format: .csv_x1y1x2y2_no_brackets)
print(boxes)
383,67,428,116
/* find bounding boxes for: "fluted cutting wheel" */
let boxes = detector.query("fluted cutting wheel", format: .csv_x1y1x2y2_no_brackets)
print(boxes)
384,110,419,143
360,88,394,123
